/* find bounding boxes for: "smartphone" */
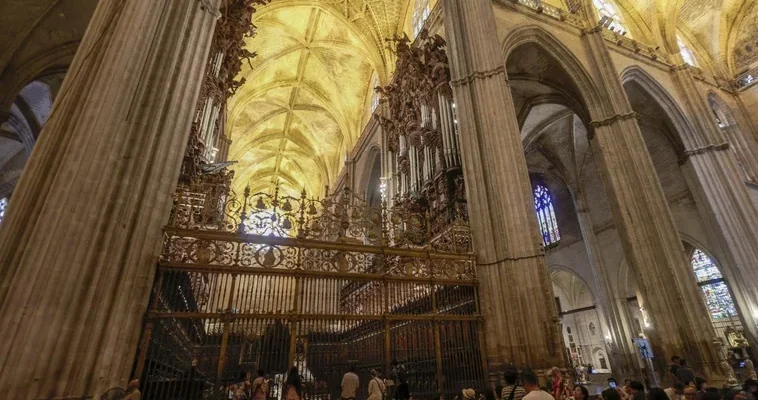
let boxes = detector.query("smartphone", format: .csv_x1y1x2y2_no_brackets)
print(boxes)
609,382,617,389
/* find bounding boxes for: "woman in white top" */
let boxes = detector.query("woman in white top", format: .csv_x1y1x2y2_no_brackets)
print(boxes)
368,369,386,400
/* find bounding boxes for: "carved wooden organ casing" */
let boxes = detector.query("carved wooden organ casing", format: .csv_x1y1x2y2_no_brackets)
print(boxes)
375,32,467,239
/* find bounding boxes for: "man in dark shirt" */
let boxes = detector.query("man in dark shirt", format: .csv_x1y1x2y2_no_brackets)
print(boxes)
676,359,696,386
669,356,681,382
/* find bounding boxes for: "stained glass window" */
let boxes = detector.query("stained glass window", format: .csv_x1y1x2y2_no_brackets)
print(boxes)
691,249,738,320
677,35,698,67
0,197,7,225
412,0,431,39
592,0,628,36
371,76,381,113
534,184,560,246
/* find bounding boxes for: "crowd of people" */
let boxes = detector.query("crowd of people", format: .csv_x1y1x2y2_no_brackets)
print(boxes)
476,361,758,400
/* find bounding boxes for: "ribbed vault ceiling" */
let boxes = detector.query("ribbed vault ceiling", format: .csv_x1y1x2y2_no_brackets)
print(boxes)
227,1,407,198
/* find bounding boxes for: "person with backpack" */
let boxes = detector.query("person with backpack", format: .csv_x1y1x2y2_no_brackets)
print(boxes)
501,367,526,400
369,369,387,400
251,370,268,400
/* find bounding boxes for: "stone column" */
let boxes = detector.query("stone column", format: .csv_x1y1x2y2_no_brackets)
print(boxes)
671,66,758,349
580,28,723,380
0,0,220,398
442,0,566,370
574,191,641,379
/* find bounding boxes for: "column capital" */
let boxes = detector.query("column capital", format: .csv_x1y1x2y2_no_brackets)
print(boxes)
449,66,507,88
678,142,730,165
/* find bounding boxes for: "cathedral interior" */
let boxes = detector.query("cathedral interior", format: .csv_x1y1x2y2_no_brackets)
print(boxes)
1,0,758,399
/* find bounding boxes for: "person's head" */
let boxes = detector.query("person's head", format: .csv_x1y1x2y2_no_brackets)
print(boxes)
520,369,540,392
463,388,477,400
672,356,681,364
629,381,644,395
349,365,356,373
672,384,685,395
743,379,758,394
574,385,589,400
684,386,697,400
680,359,688,367
602,388,622,400
127,379,139,391
701,390,723,400
257,369,265,377
371,369,378,378
550,367,561,378
244,381,251,389
649,388,668,400
504,368,519,385
287,367,302,387
695,378,708,391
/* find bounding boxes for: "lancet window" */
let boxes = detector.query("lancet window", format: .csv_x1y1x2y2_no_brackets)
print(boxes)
691,249,737,320
592,0,628,36
677,35,698,67
534,184,560,246
371,76,381,113
0,197,7,224
412,0,431,39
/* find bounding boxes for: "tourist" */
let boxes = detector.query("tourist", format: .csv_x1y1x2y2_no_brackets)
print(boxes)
369,369,387,400
676,360,696,386
684,385,698,400
342,366,360,400
694,377,709,400
650,388,670,400
670,357,682,382
549,367,563,400
665,383,685,400
502,367,526,400
252,370,268,400
396,375,411,400
464,388,478,400
743,379,758,400
628,381,645,400
284,367,303,400
574,386,589,400
124,379,141,400
602,388,622,400
521,369,555,400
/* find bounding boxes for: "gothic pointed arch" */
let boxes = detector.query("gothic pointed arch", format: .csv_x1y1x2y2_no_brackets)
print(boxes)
502,25,605,124
620,66,695,154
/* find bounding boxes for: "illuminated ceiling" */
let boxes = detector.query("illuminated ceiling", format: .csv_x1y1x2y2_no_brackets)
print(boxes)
227,0,412,198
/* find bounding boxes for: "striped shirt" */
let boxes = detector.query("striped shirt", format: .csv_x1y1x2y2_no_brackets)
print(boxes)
502,385,527,400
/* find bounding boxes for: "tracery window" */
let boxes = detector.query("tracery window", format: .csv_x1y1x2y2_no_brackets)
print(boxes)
691,249,738,320
0,197,7,225
534,184,560,246
592,0,628,36
412,0,431,39
371,76,381,113
677,35,698,67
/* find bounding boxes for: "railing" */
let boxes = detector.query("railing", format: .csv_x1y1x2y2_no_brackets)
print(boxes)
513,0,587,29
169,181,473,254
735,67,758,90
600,29,668,62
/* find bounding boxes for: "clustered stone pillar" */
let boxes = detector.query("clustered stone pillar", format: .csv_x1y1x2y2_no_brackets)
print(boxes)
573,191,641,379
0,0,220,397
442,0,566,371
580,28,724,381
671,66,758,349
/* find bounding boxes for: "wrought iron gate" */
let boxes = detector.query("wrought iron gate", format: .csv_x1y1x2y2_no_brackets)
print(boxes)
133,181,487,399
